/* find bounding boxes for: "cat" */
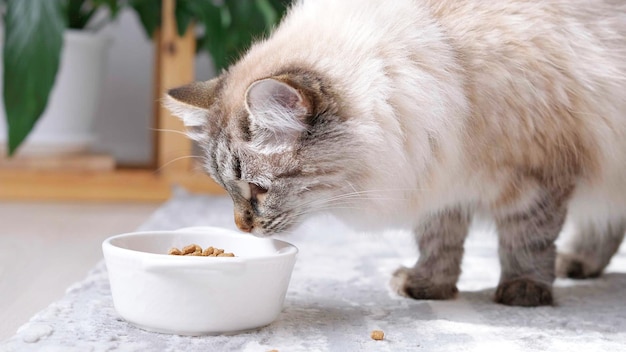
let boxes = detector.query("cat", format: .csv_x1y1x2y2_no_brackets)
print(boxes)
164,0,626,307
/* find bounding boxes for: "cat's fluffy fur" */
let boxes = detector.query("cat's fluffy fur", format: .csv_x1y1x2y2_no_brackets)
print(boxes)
165,0,626,306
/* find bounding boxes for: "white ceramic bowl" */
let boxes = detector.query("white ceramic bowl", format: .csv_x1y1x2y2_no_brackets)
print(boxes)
102,227,298,335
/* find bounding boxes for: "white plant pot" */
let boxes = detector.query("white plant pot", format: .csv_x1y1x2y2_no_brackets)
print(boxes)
0,30,111,156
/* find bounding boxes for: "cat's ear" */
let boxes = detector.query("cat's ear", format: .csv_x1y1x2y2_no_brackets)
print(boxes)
245,78,310,136
164,78,220,127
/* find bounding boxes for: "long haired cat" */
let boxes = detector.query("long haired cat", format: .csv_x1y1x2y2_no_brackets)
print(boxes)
165,0,626,307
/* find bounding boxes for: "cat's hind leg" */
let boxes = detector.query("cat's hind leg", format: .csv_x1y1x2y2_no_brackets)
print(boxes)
391,208,470,300
556,218,625,279
493,186,571,307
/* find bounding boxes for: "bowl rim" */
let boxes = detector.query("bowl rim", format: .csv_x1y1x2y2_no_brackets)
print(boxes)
102,226,298,262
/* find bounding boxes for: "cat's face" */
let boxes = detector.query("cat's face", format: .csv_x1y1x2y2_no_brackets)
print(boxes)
165,69,370,236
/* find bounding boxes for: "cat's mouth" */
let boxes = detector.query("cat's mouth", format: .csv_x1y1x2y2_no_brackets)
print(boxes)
250,221,294,238
242,216,298,238
242,225,280,238
233,204,299,237
233,215,292,238
249,227,274,238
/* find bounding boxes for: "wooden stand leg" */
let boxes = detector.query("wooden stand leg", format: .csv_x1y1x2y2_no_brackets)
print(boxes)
153,0,196,173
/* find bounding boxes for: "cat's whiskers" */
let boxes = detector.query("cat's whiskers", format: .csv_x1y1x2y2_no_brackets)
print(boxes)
290,199,383,217
296,188,425,209
154,155,205,173
291,205,369,218
301,190,392,205
150,128,189,137
287,186,433,219
147,128,208,172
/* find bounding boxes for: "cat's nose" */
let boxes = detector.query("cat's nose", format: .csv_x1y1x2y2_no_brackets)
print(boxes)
236,220,253,233
234,210,253,233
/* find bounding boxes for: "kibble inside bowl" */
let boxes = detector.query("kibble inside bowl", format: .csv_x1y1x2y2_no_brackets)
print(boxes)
102,227,298,336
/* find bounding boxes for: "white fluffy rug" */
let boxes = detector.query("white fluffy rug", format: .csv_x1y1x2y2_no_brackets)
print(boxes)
2,189,626,352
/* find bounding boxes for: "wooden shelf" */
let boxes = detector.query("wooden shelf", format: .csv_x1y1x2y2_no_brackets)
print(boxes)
0,153,115,172
0,168,225,202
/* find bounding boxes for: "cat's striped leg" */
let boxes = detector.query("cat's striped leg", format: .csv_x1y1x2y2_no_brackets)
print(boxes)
494,187,571,307
556,219,625,279
391,208,470,300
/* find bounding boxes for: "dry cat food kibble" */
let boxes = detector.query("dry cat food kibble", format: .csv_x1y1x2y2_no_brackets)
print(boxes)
168,244,235,257
370,330,385,341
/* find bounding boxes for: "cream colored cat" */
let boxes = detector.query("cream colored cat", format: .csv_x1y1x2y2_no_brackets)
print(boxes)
165,0,626,306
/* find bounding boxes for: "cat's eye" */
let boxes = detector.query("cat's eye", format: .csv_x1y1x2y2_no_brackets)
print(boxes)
234,180,268,202
249,183,268,199
233,156,242,180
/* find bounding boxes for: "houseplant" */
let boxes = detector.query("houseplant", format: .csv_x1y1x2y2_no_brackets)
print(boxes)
0,0,120,156
130,0,289,72
1,0,289,156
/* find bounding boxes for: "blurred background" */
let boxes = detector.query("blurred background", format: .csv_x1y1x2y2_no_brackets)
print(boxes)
0,8,215,165
0,0,289,340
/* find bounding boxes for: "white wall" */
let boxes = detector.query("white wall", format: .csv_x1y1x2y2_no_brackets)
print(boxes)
93,9,215,165
90,9,155,165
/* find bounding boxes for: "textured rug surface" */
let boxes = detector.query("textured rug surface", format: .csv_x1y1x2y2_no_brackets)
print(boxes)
2,189,626,352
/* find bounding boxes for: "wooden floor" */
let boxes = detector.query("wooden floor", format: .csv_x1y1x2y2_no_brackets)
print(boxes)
0,201,160,341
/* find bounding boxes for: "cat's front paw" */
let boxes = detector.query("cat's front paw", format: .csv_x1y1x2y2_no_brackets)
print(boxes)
494,278,553,307
390,267,458,300
555,253,602,279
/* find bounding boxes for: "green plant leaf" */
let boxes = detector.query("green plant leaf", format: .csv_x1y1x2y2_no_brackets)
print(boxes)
93,0,122,19
220,0,270,67
3,0,66,155
129,0,161,39
180,0,226,70
175,0,195,37
66,0,91,29
254,0,278,28
66,0,119,31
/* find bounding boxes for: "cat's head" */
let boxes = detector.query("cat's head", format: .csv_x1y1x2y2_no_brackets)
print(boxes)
164,69,376,236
